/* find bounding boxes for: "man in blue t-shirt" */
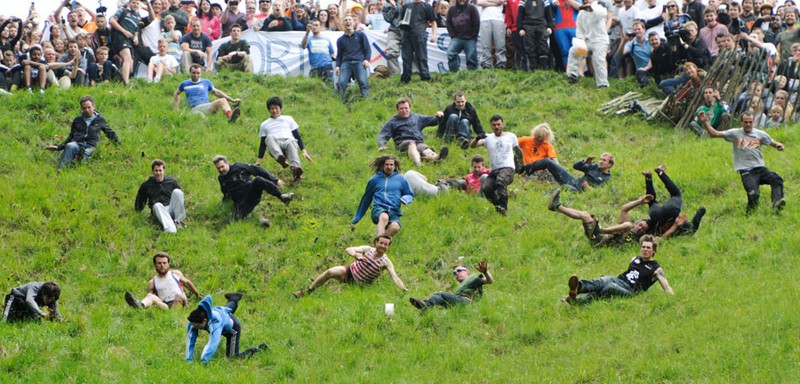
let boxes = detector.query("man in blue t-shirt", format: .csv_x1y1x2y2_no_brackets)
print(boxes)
622,21,652,87
173,64,241,123
300,19,335,83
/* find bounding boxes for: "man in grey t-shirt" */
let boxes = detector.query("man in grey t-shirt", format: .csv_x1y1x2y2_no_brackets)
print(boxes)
699,110,786,214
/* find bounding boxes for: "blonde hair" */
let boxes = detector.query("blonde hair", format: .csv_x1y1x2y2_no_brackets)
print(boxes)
531,123,554,143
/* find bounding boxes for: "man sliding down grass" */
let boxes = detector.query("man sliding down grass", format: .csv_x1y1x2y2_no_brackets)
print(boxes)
409,261,493,310
547,164,705,246
294,235,408,297
565,235,674,304
125,252,201,310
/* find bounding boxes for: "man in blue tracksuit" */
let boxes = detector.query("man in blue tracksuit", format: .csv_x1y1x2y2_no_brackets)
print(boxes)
185,294,266,364
352,155,414,237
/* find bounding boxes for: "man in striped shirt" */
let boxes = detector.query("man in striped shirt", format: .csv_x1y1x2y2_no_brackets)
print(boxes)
294,235,408,297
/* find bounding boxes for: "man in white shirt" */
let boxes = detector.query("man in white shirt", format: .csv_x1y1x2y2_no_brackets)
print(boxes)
256,96,313,182
470,114,520,215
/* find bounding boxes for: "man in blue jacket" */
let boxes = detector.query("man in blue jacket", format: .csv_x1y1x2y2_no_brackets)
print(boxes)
47,96,120,171
186,293,267,364
378,97,448,167
352,155,414,237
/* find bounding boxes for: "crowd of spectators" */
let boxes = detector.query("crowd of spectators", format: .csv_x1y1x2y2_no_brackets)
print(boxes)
2,0,800,125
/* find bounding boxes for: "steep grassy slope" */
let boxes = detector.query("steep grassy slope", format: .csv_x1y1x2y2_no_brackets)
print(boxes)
0,70,798,382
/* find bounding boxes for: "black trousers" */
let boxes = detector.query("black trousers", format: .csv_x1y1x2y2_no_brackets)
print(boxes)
233,177,282,219
646,171,683,227
740,166,784,213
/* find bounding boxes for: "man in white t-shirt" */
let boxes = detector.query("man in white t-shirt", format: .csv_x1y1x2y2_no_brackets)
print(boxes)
470,114,520,215
125,252,201,310
256,96,313,182
699,110,786,214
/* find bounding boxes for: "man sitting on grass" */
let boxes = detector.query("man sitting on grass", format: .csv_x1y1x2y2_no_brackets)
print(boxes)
566,235,674,304
378,97,449,168
46,95,120,171
173,64,241,123
255,96,313,183
294,235,408,297
409,261,493,310
125,252,201,310
522,152,614,192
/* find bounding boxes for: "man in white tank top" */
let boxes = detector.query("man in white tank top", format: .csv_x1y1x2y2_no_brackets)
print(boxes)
294,235,408,297
125,252,201,309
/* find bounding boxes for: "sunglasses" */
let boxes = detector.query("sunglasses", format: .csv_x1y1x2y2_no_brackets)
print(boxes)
668,5,678,7
452,268,468,276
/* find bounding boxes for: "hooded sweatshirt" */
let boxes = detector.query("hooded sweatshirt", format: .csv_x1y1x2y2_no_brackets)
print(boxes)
185,295,234,364
352,171,414,224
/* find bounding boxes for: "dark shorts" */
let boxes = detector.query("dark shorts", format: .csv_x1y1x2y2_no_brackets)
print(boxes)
343,265,353,283
112,37,133,57
371,207,401,225
397,140,430,153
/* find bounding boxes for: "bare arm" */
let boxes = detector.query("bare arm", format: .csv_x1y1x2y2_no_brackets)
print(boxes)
345,245,372,260
655,268,674,294
174,270,201,297
469,137,485,148
147,279,156,295
618,195,652,223
172,88,182,109
205,46,213,70
771,140,785,151
657,214,686,242
697,111,724,138
383,258,408,291
211,88,239,103
475,261,493,285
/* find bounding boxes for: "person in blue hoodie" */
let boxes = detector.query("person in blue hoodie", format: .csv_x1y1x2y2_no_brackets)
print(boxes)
352,155,414,237
185,293,267,364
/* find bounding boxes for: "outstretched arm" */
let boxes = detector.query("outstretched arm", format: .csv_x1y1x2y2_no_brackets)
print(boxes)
475,261,493,285
655,268,674,294
697,111,724,138
619,195,653,223
384,258,408,291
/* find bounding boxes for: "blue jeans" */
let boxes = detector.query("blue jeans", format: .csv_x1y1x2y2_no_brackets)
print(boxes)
577,276,633,303
447,38,478,72
659,75,689,95
337,60,369,100
59,142,95,169
443,114,470,142
523,159,581,192
424,292,471,308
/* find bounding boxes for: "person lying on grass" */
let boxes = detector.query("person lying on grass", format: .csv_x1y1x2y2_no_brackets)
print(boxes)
294,234,408,297
565,235,674,304
409,261,493,310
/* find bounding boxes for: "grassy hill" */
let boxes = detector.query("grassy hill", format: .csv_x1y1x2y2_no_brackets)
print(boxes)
0,70,798,382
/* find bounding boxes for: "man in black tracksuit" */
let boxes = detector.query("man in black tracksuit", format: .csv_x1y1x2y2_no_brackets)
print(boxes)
517,0,554,70
49,96,120,170
213,155,294,221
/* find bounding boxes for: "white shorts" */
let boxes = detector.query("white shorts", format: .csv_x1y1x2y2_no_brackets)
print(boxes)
190,102,213,115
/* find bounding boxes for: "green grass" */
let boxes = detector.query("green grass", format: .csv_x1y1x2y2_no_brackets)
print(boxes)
1,70,799,383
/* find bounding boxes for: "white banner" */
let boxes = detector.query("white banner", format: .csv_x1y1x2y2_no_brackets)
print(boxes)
211,29,464,77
